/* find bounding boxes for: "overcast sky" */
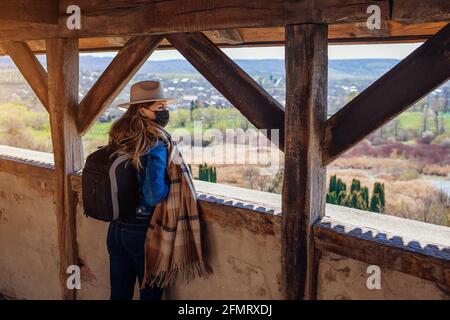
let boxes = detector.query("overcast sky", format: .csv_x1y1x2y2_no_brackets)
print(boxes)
88,43,423,60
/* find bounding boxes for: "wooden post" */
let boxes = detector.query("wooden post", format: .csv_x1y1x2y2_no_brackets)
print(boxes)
282,24,328,300
46,38,83,300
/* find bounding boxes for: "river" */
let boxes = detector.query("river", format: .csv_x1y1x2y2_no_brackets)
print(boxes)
432,179,450,197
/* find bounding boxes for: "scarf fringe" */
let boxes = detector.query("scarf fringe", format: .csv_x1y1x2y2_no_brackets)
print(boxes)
142,259,211,289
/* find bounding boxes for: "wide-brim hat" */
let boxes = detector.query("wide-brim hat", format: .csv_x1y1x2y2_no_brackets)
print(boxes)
118,80,177,108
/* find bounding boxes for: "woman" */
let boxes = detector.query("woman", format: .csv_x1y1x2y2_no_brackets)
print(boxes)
106,81,176,300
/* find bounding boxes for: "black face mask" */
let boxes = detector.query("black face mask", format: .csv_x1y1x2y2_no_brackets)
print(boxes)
154,109,170,127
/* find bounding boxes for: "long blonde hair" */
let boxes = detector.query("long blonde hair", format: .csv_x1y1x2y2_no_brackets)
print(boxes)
108,102,170,172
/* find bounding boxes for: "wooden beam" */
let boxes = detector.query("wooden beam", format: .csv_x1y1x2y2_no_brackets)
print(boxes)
0,0,58,24
25,40,46,52
103,37,131,47
166,32,285,150
2,1,450,43
323,22,450,165
0,0,392,41
314,221,450,292
0,21,446,56
209,30,243,44
77,35,164,135
282,24,328,300
1,41,49,111
393,0,450,23
46,38,83,300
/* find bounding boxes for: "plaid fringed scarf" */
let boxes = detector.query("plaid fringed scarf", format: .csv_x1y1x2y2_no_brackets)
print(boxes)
142,134,209,288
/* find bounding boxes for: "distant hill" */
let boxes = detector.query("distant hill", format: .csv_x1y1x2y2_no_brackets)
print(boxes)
0,56,400,80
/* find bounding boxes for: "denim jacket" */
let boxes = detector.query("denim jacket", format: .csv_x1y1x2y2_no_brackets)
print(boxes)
134,139,170,216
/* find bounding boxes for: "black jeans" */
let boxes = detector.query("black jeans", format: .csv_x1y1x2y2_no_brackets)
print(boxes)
107,214,164,300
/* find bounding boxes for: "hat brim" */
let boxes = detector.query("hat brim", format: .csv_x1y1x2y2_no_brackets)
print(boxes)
118,98,177,109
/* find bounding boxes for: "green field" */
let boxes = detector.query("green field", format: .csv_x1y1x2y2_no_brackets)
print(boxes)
398,111,450,130
1,101,449,156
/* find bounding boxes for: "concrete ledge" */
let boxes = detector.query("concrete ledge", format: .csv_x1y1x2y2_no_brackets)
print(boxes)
0,145,281,216
0,145,54,168
315,205,450,292
323,204,450,253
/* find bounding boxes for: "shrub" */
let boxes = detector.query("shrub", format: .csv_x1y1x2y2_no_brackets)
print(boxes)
326,175,385,213
422,165,450,177
417,131,435,144
268,169,283,194
398,128,419,141
344,141,450,166
198,163,217,183
25,112,48,130
170,109,190,127
369,182,385,213
398,169,420,180
432,133,450,147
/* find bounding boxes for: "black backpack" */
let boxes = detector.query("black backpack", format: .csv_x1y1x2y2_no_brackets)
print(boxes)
82,144,140,221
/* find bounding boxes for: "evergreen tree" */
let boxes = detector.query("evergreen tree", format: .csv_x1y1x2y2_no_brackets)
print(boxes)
329,175,337,193
198,163,205,181
350,192,359,209
326,192,337,205
326,175,385,213
212,167,217,183
369,194,382,213
350,179,361,193
203,164,207,180
362,186,369,208
336,178,346,194
337,190,347,206
197,163,217,183
190,100,199,122
372,182,385,213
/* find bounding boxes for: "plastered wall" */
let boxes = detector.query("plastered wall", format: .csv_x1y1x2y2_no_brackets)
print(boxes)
318,252,449,300
0,159,448,300
0,171,60,299
74,191,283,300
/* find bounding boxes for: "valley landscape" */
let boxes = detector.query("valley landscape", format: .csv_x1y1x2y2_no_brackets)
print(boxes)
0,56,448,226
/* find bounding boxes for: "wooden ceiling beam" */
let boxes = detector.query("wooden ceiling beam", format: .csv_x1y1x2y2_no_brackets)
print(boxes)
323,23,450,165
0,21,447,56
77,35,164,135
0,0,58,25
1,41,49,111
166,32,285,150
0,0,393,41
0,1,448,42
393,0,450,23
